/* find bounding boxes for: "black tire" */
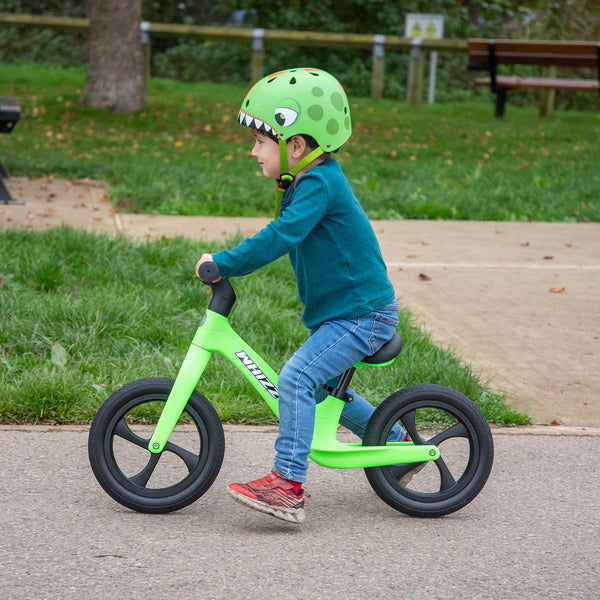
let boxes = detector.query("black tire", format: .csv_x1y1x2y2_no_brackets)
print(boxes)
88,377,225,513
363,384,494,517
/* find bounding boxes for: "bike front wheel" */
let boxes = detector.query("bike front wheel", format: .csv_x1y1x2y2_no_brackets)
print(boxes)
363,384,494,518
88,377,225,513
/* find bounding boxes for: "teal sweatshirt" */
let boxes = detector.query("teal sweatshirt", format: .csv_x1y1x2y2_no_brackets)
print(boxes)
212,159,395,330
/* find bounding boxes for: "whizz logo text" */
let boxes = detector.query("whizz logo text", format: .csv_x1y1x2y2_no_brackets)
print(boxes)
235,350,279,399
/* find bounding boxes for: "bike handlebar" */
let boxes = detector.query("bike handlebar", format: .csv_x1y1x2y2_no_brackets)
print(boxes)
197,261,237,318
197,260,220,283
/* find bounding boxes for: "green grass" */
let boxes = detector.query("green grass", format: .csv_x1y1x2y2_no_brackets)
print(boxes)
0,227,528,425
1,63,598,222
4,62,589,426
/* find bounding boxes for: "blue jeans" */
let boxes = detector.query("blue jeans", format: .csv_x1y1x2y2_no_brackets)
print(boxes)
273,302,404,482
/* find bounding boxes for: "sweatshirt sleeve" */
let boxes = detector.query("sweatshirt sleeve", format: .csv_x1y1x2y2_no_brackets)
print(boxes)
212,172,328,278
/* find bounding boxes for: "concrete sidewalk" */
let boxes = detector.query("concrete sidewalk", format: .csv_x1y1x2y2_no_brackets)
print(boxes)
2,175,599,427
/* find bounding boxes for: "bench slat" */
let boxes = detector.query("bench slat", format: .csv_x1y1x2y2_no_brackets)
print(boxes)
468,38,599,55
471,53,597,68
474,75,599,91
467,39,599,68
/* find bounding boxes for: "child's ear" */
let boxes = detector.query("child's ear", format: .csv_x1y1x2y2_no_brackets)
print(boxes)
289,134,307,157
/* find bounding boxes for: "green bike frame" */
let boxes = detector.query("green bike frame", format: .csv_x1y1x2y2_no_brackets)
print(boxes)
148,308,440,468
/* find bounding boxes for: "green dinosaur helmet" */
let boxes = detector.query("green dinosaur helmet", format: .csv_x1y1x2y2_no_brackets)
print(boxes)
238,67,352,151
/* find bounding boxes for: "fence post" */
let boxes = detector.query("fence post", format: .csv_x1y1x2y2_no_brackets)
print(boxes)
407,37,424,104
251,28,265,83
140,21,151,88
371,34,385,101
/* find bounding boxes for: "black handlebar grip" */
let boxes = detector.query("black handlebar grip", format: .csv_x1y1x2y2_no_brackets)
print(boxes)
197,260,220,283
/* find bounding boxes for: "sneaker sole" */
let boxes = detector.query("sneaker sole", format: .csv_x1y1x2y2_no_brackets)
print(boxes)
227,487,306,524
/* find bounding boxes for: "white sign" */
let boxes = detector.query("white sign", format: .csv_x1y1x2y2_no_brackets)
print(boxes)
404,14,445,104
405,13,444,39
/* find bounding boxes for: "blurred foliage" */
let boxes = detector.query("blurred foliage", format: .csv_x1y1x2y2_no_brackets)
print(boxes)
0,0,598,108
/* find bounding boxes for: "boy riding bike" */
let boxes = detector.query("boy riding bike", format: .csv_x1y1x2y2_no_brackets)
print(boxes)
196,67,407,524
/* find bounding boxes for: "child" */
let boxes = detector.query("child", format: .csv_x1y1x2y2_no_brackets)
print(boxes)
196,68,406,524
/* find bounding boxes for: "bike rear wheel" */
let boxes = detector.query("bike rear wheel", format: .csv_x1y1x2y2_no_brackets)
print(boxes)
88,377,225,513
363,384,494,517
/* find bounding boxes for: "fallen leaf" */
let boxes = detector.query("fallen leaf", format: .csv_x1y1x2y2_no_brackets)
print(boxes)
565,242,573,248
407,254,417,258
551,419,562,426
51,342,68,367
520,241,530,246
543,256,554,260
495,228,504,234
419,273,431,281
550,286,565,293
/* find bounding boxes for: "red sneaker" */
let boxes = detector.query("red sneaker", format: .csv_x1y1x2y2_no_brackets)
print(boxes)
228,471,309,524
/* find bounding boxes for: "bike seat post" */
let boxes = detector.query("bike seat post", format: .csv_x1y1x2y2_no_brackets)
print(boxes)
327,367,356,402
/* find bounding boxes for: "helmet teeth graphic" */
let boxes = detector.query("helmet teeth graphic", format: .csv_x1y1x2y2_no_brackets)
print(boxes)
238,110,277,137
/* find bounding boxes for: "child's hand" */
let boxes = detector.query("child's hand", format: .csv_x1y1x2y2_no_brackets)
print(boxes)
196,254,221,282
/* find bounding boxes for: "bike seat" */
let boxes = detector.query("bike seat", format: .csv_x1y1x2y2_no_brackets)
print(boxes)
360,332,403,365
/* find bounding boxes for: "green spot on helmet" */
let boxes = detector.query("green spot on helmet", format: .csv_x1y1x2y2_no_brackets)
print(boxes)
238,67,352,151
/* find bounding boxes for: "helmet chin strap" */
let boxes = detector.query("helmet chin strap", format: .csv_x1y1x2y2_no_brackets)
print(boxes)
274,140,324,220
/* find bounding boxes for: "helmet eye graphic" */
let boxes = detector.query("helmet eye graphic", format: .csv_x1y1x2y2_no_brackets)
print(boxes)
274,107,298,128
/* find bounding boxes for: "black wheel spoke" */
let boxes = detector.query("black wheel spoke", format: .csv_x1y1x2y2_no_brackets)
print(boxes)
114,418,150,449
129,452,161,487
428,421,469,446
435,456,457,491
400,409,424,444
164,440,200,473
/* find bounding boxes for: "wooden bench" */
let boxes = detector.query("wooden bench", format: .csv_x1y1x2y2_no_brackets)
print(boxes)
0,96,21,204
467,39,600,117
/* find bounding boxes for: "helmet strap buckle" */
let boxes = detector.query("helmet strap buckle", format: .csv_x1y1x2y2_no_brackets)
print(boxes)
276,173,295,190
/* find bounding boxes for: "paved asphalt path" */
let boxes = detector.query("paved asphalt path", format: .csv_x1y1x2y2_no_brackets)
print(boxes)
1,425,598,600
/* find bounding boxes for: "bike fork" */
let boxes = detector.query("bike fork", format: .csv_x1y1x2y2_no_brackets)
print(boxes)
147,343,212,453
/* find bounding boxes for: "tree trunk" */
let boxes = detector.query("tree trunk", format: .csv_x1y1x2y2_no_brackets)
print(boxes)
80,0,146,113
